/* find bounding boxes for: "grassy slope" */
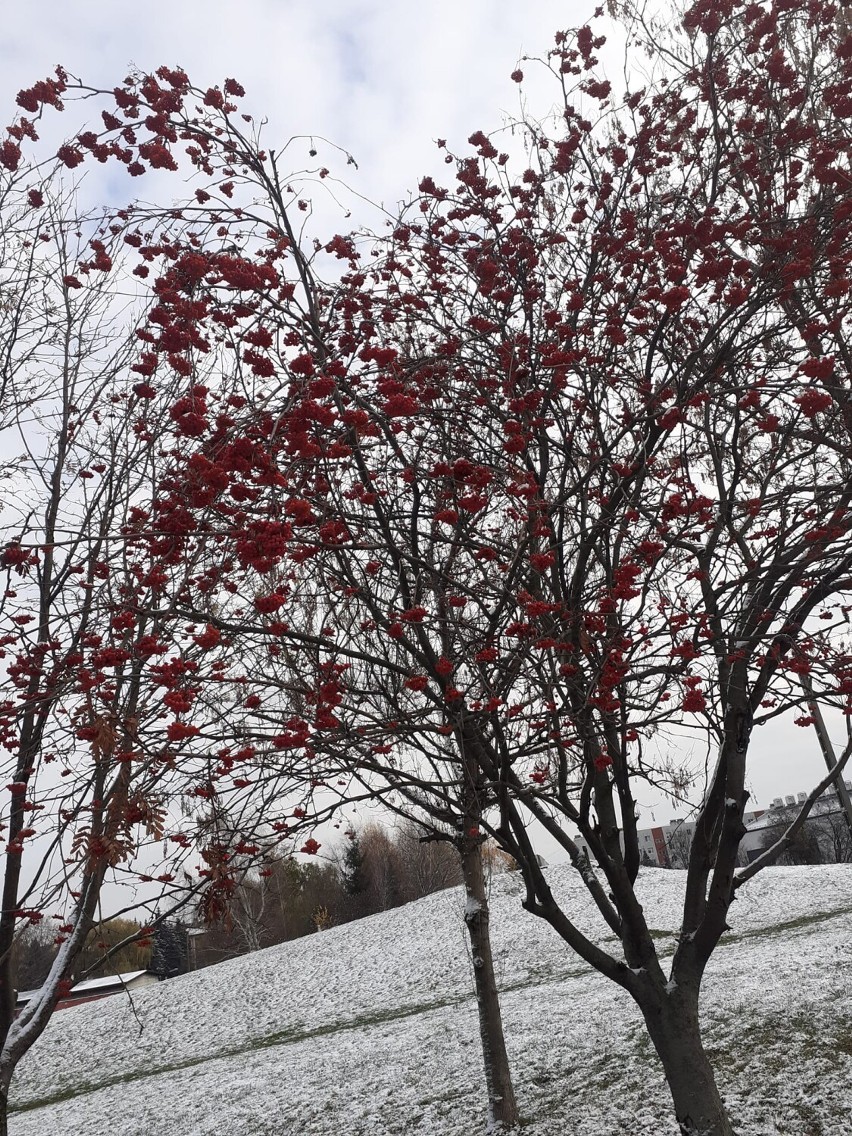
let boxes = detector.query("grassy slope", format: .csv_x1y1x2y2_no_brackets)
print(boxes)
8,863,852,1136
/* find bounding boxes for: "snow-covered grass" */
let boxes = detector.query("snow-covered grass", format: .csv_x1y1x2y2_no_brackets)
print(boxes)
8,863,852,1135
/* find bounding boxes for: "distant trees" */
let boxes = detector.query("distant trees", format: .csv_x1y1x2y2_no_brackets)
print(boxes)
825,813,852,863
196,858,345,962
7,927,55,994
340,821,465,919
72,919,153,981
755,803,852,866
665,828,693,870
757,820,824,866
396,822,468,898
192,820,469,965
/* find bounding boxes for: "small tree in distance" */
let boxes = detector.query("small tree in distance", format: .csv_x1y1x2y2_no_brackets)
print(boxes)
341,831,368,901
148,920,188,979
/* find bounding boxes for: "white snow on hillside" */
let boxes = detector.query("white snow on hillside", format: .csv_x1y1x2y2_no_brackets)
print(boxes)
8,863,852,1135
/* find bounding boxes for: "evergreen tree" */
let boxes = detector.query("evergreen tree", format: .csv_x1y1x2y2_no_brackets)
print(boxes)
341,835,367,898
149,920,188,979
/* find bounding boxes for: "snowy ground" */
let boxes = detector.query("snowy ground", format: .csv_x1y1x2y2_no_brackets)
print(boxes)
8,863,852,1135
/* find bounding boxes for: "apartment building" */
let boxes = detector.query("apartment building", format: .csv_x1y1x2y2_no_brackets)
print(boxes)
572,781,852,868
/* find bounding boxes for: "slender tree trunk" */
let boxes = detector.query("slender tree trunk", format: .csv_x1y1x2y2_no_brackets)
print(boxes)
459,836,519,1132
639,984,736,1136
0,1066,11,1136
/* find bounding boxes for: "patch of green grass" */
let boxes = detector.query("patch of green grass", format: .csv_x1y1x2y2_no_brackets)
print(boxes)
707,1002,852,1093
723,906,852,944
11,1055,210,1116
10,993,471,1116
603,927,673,944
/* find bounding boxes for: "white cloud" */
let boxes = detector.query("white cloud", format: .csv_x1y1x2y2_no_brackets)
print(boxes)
1,1,598,219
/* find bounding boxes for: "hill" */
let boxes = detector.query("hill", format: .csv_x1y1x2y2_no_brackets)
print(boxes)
8,863,852,1135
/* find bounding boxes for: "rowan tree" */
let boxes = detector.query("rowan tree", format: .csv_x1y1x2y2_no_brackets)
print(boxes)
9,3,852,1134
326,7,852,1133
0,135,318,1135
113,5,852,1135
334,8,852,1132
0,60,526,1131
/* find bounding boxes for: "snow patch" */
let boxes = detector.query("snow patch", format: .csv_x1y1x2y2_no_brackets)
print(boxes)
8,864,852,1136
464,893,482,918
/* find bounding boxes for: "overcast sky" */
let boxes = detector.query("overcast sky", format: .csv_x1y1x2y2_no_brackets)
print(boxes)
2,0,846,834
1,1,606,223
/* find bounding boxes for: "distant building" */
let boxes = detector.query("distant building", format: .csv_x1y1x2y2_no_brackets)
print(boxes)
740,784,852,864
572,811,765,869
571,781,852,869
15,969,159,1014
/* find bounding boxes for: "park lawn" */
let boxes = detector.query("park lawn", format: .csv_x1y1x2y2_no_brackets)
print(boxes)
9,863,852,1136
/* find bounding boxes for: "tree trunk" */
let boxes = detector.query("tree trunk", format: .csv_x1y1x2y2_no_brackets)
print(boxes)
460,837,519,1132
0,1068,10,1136
639,984,736,1136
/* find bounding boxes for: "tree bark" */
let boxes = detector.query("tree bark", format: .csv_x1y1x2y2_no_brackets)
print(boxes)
460,836,519,1132
0,1067,11,1136
639,983,736,1136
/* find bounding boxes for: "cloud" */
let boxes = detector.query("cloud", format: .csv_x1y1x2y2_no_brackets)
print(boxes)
1,0,597,219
